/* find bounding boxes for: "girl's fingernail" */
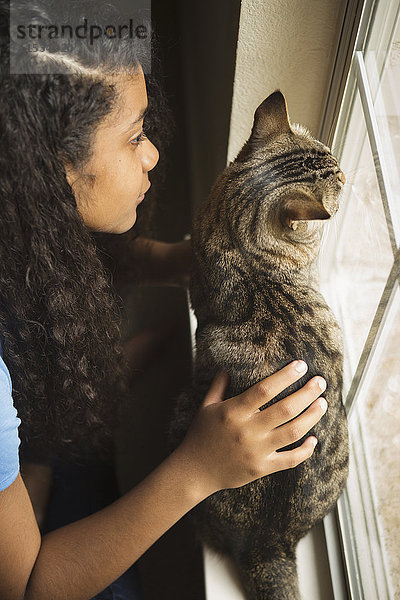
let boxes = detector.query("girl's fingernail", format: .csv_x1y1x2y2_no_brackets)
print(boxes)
319,397,328,413
311,437,318,448
317,377,327,391
294,360,308,373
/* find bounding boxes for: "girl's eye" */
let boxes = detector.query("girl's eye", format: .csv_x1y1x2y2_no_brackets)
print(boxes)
129,130,147,146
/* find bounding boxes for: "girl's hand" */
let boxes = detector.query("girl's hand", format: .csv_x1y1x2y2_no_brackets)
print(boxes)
124,237,191,288
176,360,327,498
164,238,191,289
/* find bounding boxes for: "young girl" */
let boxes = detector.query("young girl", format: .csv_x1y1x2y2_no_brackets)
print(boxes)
0,2,328,598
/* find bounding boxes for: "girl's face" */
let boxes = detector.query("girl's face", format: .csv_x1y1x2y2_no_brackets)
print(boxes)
66,65,159,234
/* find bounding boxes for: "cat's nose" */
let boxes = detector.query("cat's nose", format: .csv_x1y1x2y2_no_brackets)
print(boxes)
336,170,346,184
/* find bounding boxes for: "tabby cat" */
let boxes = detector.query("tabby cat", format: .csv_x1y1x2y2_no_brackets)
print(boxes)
168,90,349,599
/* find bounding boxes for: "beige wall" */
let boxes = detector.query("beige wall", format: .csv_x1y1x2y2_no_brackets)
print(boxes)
228,0,347,164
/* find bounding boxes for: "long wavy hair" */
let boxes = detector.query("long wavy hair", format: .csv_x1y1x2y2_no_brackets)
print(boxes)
0,0,174,462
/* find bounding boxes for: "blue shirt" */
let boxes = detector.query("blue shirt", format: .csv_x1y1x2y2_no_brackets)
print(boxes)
0,340,21,491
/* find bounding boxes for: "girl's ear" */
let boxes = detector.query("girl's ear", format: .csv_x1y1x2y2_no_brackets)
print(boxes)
235,90,292,162
279,192,331,230
64,164,76,188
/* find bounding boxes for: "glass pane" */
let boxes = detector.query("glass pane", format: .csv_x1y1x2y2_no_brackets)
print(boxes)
364,3,400,242
345,281,400,599
320,2,400,598
320,88,393,392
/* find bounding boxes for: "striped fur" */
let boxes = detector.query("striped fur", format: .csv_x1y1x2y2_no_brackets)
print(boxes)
168,91,349,599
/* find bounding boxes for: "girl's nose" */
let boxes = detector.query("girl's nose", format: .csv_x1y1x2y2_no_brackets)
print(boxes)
142,137,159,172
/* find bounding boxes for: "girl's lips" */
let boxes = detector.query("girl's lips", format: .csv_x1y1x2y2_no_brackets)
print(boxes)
140,183,151,196
137,183,150,203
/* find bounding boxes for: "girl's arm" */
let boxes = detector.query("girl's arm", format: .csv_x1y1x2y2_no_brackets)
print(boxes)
0,448,204,600
0,361,326,600
114,236,191,288
19,462,53,529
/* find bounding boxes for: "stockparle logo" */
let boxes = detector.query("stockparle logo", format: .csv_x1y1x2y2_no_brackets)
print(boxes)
9,1,152,74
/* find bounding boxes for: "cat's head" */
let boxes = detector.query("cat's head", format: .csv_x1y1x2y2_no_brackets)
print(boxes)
226,90,345,271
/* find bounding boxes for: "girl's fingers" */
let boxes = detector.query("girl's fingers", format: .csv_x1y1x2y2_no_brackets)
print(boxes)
234,360,309,416
202,371,230,408
268,436,318,473
270,397,327,448
257,374,327,430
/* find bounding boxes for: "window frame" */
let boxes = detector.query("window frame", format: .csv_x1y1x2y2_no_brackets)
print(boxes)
321,0,400,597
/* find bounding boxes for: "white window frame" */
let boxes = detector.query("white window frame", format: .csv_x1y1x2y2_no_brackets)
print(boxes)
321,0,400,598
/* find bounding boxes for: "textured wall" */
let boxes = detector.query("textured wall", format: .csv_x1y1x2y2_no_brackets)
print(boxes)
228,0,347,163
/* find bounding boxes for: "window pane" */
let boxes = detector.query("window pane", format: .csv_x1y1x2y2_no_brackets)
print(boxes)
364,5,400,241
320,88,393,392
320,1,400,597
345,281,400,599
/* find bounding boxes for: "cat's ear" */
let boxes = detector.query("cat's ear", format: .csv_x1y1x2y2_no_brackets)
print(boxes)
236,91,292,161
280,192,331,230
252,91,292,143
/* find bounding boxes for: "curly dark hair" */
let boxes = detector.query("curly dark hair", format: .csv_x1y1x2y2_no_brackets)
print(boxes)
0,0,174,462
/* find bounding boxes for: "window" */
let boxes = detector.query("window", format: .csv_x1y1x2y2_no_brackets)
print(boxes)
320,0,400,597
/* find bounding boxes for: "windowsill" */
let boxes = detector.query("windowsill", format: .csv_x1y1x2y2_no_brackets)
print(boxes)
203,520,335,599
